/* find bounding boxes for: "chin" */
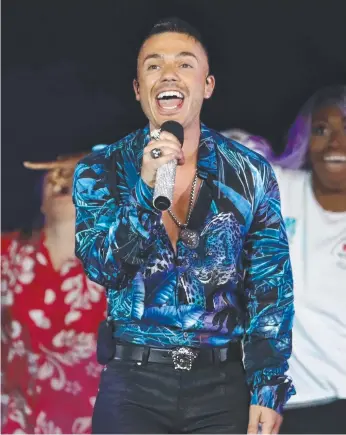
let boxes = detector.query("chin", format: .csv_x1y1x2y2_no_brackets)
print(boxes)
49,206,75,219
320,176,346,192
154,113,183,125
150,106,189,128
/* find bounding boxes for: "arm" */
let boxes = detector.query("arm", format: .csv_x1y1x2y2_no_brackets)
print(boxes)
72,147,161,288
243,164,295,416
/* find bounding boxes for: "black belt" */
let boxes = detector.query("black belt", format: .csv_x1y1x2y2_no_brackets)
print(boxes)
113,342,242,371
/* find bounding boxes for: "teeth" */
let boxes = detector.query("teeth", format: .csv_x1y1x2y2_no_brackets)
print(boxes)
324,155,346,162
157,91,184,99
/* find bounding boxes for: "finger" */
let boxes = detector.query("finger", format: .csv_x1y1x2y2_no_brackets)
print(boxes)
177,154,185,165
143,149,184,166
143,146,183,162
24,161,59,170
146,151,184,165
145,139,182,153
23,161,77,170
158,130,182,145
156,153,181,167
145,140,161,151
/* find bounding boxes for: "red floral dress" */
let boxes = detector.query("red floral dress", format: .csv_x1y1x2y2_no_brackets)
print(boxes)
1,232,106,434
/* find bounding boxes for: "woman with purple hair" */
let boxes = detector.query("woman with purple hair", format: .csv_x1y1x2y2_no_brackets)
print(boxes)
223,85,346,434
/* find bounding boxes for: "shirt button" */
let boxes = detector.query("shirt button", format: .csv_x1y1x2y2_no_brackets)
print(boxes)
183,332,188,339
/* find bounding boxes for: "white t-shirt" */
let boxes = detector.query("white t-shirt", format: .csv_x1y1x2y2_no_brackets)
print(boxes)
274,168,346,407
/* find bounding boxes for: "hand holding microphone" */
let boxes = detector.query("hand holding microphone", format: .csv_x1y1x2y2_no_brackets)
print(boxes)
141,121,184,211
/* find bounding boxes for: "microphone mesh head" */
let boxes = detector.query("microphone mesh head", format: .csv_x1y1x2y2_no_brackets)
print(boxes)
161,121,184,146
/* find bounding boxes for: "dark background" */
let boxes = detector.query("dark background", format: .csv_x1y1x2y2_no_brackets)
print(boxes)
2,0,346,230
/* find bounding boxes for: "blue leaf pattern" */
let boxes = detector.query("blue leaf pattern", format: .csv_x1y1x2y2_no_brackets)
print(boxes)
131,273,145,320
73,124,295,413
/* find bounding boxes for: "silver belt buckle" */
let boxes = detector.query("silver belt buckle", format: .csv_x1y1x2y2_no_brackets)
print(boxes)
171,347,197,371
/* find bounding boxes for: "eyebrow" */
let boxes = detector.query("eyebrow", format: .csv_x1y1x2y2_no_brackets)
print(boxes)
143,53,163,63
176,51,199,61
312,115,346,122
143,51,199,63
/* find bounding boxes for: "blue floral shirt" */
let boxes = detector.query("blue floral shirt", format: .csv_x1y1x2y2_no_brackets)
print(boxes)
73,124,295,413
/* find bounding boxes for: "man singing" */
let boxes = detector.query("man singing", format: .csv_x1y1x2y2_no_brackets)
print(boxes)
73,18,295,434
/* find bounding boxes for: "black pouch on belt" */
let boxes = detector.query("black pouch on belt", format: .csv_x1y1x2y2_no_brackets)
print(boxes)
96,320,116,365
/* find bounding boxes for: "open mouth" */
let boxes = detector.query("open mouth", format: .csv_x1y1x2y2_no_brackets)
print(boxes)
156,90,184,111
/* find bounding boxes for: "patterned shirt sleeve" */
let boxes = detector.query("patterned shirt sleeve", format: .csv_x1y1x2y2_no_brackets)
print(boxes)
243,163,295,415
72,149,161,288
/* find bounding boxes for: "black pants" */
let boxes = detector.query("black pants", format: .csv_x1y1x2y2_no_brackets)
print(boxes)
92,358,250,434
280,399,346,434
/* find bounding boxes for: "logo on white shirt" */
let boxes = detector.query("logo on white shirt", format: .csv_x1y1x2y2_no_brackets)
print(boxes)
332,238,346,269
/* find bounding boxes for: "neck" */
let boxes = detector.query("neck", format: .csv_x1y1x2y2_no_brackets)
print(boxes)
44,220,76,268
180,118,201,163
312,175,346,212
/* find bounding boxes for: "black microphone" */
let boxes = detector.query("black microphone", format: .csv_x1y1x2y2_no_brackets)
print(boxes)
161,120,184,147
153,121,184,211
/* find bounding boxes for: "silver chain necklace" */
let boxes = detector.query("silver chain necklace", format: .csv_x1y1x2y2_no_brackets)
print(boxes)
167,171,200,249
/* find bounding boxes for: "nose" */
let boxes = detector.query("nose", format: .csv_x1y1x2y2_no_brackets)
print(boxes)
329,128,346,148
160,64,179,82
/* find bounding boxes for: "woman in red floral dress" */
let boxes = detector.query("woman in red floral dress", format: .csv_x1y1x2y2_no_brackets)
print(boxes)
1,154,106,434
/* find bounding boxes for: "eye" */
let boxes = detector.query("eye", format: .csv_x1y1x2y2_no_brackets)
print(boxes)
311,124,329,136
180,63,193,69
147,64,160,71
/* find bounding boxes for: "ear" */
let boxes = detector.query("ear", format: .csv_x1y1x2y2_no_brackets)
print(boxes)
133,79,140,101
204,75,215,100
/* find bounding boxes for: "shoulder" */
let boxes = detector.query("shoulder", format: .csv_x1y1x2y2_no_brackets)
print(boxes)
212,127,272,169
1,230,20,243
1,230,41,258
73,128,144,202
211,127,277,189
214,129,309,203
1,231,20,253
74,128,143,179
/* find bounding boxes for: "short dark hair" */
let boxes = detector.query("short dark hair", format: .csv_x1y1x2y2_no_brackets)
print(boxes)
140,17,209,65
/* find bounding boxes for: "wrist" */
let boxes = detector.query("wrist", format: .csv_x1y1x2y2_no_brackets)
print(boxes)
133,178,159,214
140,172,156,189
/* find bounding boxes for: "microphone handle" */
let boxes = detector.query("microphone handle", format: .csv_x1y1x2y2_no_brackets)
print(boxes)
153,159,177,211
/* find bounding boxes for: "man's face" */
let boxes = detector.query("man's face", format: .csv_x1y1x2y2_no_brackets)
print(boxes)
134,32,215,130
309,105,346,193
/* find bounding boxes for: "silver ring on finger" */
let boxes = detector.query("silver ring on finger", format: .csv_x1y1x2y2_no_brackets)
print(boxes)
150,128,161,141
150,148,162,159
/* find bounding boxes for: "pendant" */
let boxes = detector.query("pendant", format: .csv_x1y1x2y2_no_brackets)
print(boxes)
180,228,200,249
